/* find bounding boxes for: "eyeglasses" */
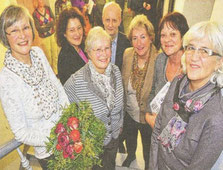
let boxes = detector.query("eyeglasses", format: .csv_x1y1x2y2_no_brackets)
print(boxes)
6,25,31,38
92,46,111,55
184,45,221,58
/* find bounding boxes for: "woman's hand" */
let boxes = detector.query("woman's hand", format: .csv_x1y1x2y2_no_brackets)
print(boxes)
145,112,157,129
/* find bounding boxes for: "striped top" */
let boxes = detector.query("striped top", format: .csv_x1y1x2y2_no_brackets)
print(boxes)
64,63,124,145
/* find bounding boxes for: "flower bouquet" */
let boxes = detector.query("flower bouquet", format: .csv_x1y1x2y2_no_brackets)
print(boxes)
46,101,106,170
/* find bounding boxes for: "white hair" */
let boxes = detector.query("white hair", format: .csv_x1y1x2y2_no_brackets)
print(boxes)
183,21,223,88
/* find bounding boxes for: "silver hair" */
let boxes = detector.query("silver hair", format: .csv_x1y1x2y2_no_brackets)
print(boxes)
183,21,223,88
85,26,111,53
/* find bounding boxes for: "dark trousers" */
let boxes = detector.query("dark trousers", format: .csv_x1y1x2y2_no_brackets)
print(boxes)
92,137,119,170
124,113,152,166
37,155,53,170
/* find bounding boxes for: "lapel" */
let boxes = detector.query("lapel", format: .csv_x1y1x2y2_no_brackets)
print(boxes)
141,45,158,101
122,48,134,93
83,64,116,110
122,46,158,102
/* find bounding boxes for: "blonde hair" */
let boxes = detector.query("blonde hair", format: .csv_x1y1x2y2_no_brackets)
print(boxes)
127,14,155,42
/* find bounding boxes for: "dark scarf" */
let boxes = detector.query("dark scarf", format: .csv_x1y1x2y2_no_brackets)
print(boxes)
158,75,219,151
173,75,219,123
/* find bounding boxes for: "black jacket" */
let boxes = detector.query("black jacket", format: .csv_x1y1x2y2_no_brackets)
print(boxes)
115,31,131,71
57,42,86,85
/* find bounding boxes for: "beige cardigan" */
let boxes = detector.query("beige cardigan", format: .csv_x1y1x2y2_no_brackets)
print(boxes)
122,45,158,124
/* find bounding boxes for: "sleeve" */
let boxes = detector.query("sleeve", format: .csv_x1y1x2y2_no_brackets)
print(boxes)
115,66,124,128
148,101,163,170
0,75,49,146
146,61,157,113
64,75,80,104
36,47,69,108
57,49,71,85
186,116,223,170
48,6,55,27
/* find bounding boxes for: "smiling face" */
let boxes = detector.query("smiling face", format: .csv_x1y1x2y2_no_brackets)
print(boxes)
6,17,33,61
132,27,152,58
185,36,221,91
88,39,111,74
64,18,84,50
160,23,183,57
102,5,121,39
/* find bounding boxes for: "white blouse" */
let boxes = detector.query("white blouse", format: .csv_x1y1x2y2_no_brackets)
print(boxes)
0,47,69,159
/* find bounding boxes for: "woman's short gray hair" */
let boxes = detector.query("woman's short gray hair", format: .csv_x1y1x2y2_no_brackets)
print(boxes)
127,14,155,42
182,21,223,87
0,5,35,48
85,26,111,53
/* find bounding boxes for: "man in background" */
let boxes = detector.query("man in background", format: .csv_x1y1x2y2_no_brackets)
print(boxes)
102,1,131,154
102,1,131,71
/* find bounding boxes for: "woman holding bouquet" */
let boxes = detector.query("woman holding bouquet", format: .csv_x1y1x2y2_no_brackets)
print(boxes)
64,26,123,170
149,21,223,170
0,5,69,170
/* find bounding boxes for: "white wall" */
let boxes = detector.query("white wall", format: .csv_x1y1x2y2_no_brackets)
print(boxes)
210,0,223,24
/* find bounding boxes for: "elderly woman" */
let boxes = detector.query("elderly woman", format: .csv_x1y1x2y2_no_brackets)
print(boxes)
121,14,157,169
145,12,189,128
56,7,87,85
149,21,223,170
0,5,69,170
64,26,123,170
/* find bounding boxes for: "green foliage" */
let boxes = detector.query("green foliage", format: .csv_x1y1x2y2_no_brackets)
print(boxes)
46,101,106,170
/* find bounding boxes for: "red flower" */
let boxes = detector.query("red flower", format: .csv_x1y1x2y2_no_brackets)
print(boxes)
58,132,70,149
63,150,69,158
74,141,83,153
55,123,66,134
69,129,80,142
66,144,74,156
173,102,180,111
67,117,79,130
56,144,62,151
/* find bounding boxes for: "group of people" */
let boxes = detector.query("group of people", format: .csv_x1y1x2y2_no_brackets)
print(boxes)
0,1,223,170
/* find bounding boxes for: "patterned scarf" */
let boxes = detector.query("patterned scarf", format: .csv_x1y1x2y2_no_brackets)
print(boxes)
88,60,115,110
130,48,151,104
4,49,59,119
158,75,219,152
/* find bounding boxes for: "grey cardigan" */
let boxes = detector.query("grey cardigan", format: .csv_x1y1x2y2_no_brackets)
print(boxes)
149,77,223,170
64,63,124,145
147,52,168,113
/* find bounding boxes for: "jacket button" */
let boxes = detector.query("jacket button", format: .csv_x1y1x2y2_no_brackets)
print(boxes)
108,122,111,125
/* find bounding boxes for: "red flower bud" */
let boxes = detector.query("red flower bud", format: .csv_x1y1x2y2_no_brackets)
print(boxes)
56,144,62,151
74,141,83,153
55,123,66,134
63,150,69,158
69,129,80,142
67,117,79,130
58,132,70,149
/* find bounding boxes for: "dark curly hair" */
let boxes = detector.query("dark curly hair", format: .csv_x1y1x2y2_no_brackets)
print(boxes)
56,7,85,47
158,12,189,41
